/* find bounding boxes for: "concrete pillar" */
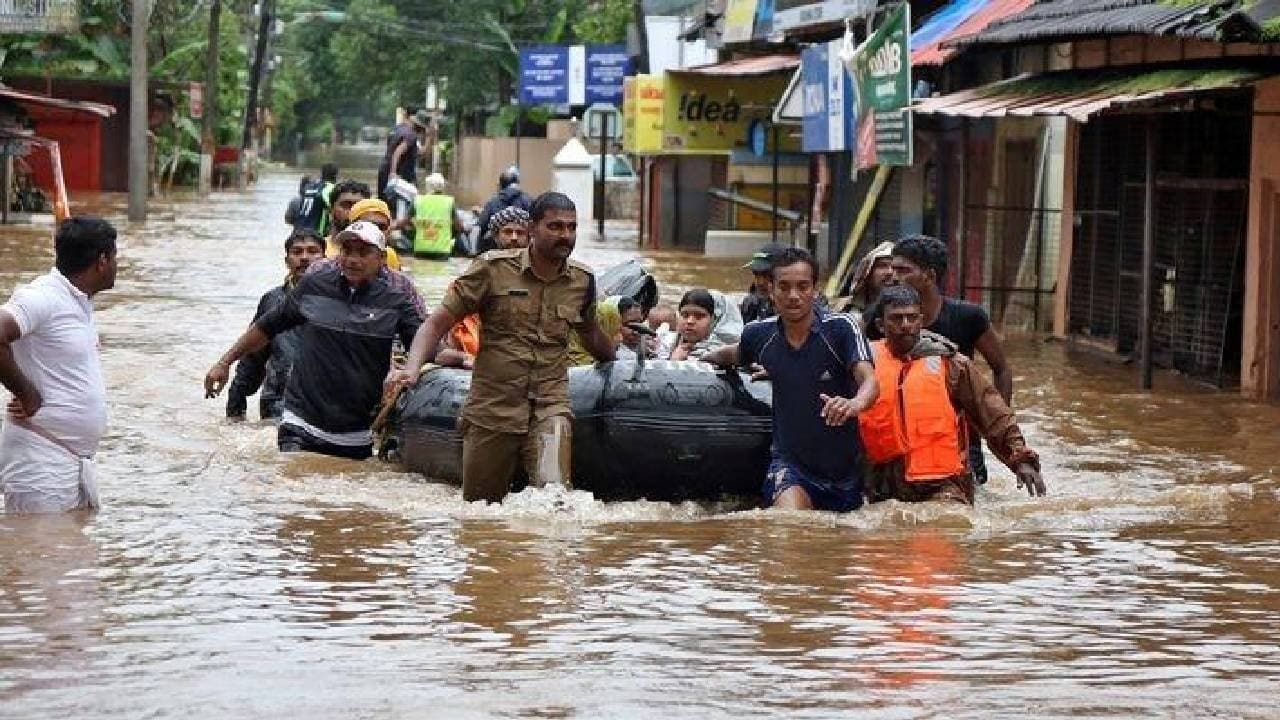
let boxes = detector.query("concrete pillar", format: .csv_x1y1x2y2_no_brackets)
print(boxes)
553,134,595,226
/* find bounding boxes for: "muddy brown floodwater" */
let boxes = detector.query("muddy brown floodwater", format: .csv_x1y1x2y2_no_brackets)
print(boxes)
1,172,1278,719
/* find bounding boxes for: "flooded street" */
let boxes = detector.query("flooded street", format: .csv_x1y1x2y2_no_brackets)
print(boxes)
1,173,1278,718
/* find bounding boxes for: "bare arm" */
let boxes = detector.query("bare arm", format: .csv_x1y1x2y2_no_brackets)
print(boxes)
388,138,409,178
701,344,741,369
401,306,459,378
975,328,1013,405
204,325,272,398
577,317,618,364
0,309,40,416
819,360,879,426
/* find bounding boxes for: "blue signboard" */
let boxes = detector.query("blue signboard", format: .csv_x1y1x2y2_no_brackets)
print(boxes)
754,0,775,39
801,39,855,153
519,46,569,105
585,44,631,105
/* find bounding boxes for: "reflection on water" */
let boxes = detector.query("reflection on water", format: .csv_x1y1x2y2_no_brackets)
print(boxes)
0,174,1276,718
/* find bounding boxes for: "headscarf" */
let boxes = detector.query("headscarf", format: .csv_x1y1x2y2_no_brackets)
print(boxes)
672,288,743,359
487,205,531,239
850,241,896,302
568,295,624,366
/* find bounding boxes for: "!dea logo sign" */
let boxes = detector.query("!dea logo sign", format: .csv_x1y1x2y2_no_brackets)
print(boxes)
677,92,743,122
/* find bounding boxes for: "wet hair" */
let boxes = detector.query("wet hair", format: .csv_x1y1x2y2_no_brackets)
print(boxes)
893,234,948,281
285,228,324,252
54,216,116,276
769,246,819,283
617,296,639,315
678,288,715,316
878,284,921,310
530,191,575,223
331,179,371,201
320,163,339,182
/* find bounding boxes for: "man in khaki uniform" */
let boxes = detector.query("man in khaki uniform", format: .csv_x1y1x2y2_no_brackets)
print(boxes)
391,192,616,502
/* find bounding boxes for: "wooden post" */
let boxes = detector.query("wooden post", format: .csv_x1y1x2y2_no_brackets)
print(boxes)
199,0,221,195
956,118,969,297
1053,120,1080,338
1140,115,1157,390
128,0,148,222
240,0,273,188
771,122,780,244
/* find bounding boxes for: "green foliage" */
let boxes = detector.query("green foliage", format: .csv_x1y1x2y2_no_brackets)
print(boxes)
573,0,633,43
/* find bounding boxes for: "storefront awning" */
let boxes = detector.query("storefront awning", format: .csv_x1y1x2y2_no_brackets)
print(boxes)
0,85,115,118
912,66,1273,121
911,0,1034,66
672,53,800,77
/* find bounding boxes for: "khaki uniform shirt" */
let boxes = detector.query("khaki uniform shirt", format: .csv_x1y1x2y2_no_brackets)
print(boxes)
442,248,597,433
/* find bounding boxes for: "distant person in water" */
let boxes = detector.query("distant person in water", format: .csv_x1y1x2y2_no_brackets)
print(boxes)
225,229,325,422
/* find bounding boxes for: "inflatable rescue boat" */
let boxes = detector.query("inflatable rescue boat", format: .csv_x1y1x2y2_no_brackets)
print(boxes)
384,357,774,501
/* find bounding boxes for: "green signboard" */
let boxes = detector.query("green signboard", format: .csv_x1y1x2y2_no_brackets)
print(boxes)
850,3,912,168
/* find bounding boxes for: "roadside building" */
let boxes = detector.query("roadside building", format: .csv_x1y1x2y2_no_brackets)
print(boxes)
915,0,1280,398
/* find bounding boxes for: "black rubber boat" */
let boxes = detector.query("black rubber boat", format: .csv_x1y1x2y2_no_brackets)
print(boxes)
384,357,774,501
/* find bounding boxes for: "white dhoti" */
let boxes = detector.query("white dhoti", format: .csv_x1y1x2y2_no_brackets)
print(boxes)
1,421,97,514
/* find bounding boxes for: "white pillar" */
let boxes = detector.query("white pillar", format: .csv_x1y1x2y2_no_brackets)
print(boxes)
552,135,595,226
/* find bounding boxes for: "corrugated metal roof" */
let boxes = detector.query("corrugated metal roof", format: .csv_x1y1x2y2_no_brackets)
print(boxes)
0,85,115,118
672,53,801,76
947,0,1268,49
912,0,1036,66
912,65,1269,120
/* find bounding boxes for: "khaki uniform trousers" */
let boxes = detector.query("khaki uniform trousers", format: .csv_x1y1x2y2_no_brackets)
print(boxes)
461,415,572,503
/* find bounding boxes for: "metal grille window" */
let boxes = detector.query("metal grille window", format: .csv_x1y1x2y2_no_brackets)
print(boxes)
1069,103,1250,386
960,119,1062,331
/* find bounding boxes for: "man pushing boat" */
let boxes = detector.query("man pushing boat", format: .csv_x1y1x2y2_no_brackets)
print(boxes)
386,192,615,503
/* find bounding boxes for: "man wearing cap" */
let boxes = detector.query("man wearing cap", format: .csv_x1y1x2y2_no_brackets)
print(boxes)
388,192,615,503
324,195,405,272
740,242,787,323
316,195,424,318
204,221,424,459
377,109,429,202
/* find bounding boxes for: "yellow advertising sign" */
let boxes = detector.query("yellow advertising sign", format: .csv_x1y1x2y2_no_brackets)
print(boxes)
623,77,637,153
722,0,759,44
626,74,664,155
662,72,794,154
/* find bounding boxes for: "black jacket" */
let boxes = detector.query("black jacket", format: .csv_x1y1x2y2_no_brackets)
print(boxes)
227,282,301,420
476,185,533,253
256,264,423,434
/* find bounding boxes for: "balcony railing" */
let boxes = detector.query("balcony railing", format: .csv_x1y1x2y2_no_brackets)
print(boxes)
0,0,79,34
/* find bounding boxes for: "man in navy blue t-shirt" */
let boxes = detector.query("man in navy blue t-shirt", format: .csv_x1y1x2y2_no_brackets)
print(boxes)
706,247,878,512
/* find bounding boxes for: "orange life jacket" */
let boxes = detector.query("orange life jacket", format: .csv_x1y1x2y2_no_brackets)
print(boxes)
450,314,482,357
859,340,967,482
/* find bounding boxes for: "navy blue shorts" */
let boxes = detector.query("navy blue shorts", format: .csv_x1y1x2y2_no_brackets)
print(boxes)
764,457,863,513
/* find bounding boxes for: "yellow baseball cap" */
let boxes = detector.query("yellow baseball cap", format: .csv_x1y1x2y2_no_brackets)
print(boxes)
350,198,391,222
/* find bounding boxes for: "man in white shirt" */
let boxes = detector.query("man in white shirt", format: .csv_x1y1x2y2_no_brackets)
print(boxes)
0,216,118,513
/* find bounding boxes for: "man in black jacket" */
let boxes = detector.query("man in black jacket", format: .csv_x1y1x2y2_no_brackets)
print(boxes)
476,167,532,254
225,229,325,421
204,221,423,459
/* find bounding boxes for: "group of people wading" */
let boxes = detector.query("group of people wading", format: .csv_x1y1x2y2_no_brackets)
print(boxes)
0,173,1044,514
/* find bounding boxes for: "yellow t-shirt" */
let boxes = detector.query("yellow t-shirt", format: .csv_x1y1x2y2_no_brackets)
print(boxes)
326,237,401,271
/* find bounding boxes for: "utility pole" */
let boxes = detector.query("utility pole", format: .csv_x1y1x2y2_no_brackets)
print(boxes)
199,0,221,195
128,0,149,222
241,0,273,189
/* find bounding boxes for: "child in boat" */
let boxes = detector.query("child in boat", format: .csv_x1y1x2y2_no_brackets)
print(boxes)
668,288,743,361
